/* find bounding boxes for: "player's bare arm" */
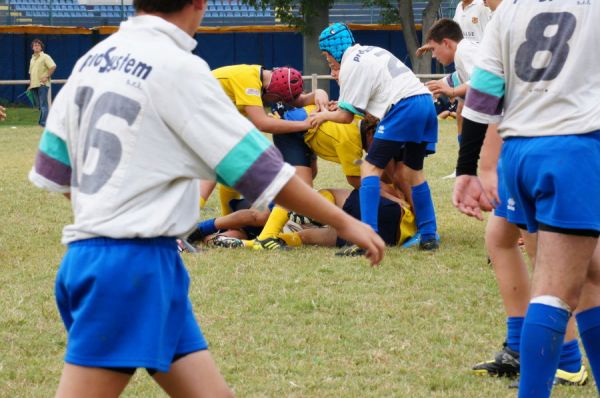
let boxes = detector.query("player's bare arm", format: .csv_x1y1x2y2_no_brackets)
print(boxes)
308,109,353,129
244,105,311,134
292,89,329,111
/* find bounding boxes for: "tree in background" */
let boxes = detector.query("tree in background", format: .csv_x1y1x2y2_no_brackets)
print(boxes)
364,0,443,74
242,0,444,75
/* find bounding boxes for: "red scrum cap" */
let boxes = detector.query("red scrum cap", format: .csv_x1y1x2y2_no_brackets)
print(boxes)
265,67,303,103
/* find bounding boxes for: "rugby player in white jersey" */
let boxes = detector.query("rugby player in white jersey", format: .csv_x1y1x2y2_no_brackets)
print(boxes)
453,1,600,396
310,23,440,253
28,1,385,396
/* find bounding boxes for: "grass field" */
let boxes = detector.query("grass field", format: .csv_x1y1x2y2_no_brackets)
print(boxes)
0,108,595,397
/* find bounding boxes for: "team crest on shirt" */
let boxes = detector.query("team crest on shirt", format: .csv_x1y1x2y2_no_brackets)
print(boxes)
377,125,385,135
246,88,260,96
472,17,479,24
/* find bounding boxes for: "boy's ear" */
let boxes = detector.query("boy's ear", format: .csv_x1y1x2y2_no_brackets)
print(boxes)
193,0,207,10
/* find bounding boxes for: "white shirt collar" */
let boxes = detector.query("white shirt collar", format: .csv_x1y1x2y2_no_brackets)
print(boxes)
119,15,197,52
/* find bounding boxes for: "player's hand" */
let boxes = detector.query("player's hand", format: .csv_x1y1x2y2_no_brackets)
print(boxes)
478,164,500,208
336,220,385,267
0,106,6,121
327,100,339,111
416,44,432,57
308,110,329,130
425,80,450,97
313,89,329,112
452,175,494,221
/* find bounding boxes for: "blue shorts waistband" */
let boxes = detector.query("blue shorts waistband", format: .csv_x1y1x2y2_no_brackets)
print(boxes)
69,237,177,249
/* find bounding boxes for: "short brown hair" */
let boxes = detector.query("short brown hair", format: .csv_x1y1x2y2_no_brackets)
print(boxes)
133,0,193,14
31,38,44,50
426,18,463,43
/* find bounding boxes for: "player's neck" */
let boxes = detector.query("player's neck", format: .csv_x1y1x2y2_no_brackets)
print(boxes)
137,5,204,37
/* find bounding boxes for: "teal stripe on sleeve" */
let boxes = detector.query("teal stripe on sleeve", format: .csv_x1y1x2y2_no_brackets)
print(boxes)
338,101,366,117
215,128,271,187
451,72,461,87
470,67,505,98
39,130,70,167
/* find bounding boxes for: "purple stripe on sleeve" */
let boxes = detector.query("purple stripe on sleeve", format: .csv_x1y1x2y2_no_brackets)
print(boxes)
35,150,72,186
234,146,285,203
445,75,454,88
465,87,503,116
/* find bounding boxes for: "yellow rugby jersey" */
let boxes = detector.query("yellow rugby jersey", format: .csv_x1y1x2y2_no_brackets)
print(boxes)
284,105,363,177
212,64,264,114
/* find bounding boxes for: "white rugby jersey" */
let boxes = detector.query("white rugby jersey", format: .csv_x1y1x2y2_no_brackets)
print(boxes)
453,0,491,42
445,39,480,89
338,44,430,119
463,0,600,138
29,15,294,244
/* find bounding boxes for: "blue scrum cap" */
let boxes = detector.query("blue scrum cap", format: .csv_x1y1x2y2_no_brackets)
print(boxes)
319,23,355,63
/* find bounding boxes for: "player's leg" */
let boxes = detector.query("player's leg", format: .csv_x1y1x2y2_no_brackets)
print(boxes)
152,351,233,398
519,231,596,398
55,365,131,398
218,184,241,216
500,133,600,397
359,158,385,233
574,242,600,394
199,180,217,209
294,227,338,247
472,215,528,377
255,133,314,250
397,146,438,250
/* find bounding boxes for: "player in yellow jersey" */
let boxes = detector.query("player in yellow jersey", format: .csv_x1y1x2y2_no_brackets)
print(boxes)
207,65,328,215
253,107,382,250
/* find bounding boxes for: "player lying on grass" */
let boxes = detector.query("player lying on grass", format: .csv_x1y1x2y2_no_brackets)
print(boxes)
27,0,386,396
188,188,417,252
0,105,6,121
251,104,380,250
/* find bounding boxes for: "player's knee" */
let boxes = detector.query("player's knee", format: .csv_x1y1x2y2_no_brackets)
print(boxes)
485,218,520,250
360,160,381,177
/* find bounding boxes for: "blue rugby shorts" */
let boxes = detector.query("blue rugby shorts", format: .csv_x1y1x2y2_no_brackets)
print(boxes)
500,131,600,234
55,237,208,372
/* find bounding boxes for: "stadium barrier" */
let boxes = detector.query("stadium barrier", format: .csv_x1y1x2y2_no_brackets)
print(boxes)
1,24,448,104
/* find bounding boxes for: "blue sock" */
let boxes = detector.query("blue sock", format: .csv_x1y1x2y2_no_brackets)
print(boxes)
506,316,524,352
558,339,582,373
518,302,569,398
457,134,462,145
411,181,437,240
576,306,600,394
198,219,217,238
359,176,380,232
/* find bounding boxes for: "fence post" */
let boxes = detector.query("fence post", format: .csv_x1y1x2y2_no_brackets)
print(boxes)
311,73,318,92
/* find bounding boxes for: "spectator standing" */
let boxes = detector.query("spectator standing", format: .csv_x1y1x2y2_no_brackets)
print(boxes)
28,38,56,127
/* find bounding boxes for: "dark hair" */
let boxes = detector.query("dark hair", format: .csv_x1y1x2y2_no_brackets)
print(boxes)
360,113,379,151
133,0,193,13
426,18,463,43
31,38,44,50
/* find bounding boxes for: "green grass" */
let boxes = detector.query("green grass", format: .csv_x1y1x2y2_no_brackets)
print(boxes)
0,106,40,126
0,108,595,397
